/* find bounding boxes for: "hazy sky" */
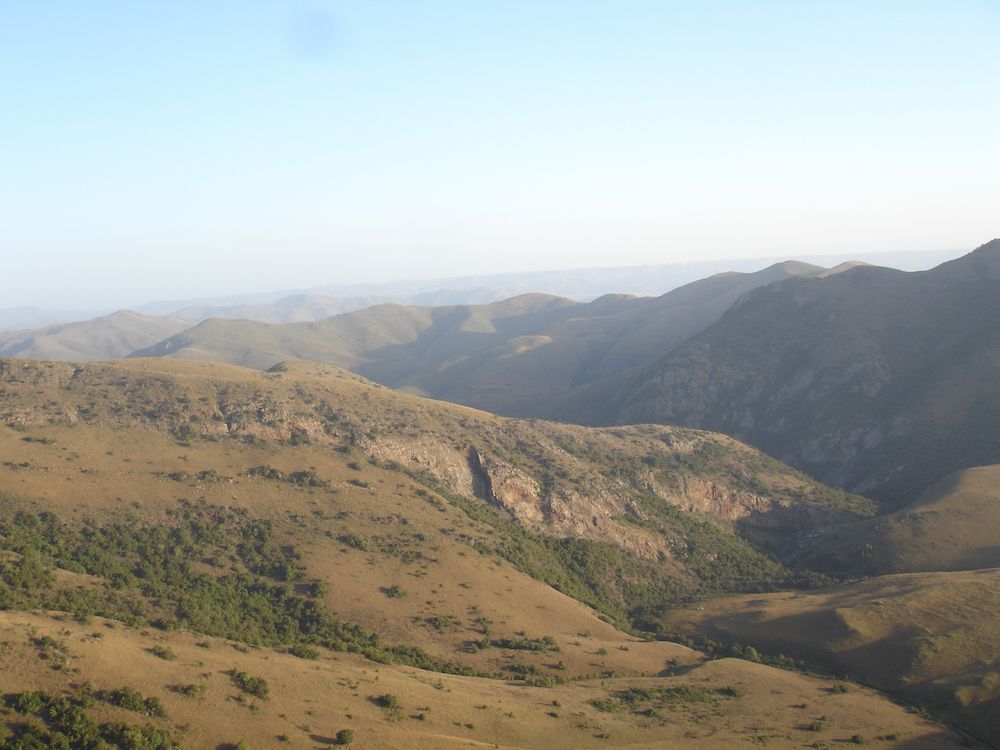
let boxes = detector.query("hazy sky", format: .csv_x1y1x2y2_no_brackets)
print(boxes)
2,1,998,309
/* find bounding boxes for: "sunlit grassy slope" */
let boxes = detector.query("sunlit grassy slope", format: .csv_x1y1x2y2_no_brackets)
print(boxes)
661,568,1000,744
0,356,965,747
795,464,1000,576
0,311,191,362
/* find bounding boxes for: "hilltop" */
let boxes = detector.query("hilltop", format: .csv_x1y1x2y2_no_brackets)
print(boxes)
168,288,511,325
0,357,872,611
0,311,191,362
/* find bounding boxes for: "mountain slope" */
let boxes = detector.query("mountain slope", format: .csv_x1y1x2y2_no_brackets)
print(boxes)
132,261,836,417
661,568,1000,744
0,356,872,613
2,610,959,750
794,464,1000,576
0,356,959,747
601,239,1000,505
0,310,191,361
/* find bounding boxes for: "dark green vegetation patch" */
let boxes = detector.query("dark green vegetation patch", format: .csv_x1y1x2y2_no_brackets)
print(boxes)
0,689,179,749
0,500,475,676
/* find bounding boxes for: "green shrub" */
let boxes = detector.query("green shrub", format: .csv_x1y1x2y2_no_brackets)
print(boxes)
375,693,401,710
231,671,269,700
148,645,177,661
287,644,320,660
0,503,484,678
339,533,369,550
107,686,167,717
168,683,206,699
0,690,182,748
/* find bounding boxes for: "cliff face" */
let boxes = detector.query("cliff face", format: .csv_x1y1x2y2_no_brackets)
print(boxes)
366,436,858,561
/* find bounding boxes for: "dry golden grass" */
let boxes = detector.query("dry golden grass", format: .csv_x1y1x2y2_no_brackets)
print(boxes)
661,568,1000,744
0,356,976,747
0,610,965,749
798,465,1000,575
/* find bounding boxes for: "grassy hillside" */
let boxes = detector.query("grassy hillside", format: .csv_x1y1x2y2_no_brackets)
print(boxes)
0,311,191,362
0,357,872,626
599,238,1000,506
793,464,1000,576
130,262,833,418
660,568,1000,745
0,610,962,749
0,357,969,748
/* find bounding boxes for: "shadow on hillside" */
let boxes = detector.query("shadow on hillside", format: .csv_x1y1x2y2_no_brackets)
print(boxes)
656,661,700,677
309,734,339,746
890,730,984,749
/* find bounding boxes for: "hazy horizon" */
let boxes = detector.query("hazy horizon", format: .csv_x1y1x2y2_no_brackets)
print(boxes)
3,1,998,308
0,245,972,315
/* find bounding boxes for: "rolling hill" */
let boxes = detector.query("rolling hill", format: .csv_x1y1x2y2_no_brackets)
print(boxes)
660,568,1000,745
0,305,105,333
0,356,969,748
792,464,1000,576
592,238,1000,506
0,310,191,362
0,356,873,618
131,260,841,417
169,287,510,325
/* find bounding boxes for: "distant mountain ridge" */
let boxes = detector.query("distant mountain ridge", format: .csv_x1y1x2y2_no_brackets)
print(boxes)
168,287,512,325
0,310,191,362
7,242,998,511
0,305,108,333
593,238,1000,505
130,260,846,417
129,246,963,316
1,247,958,332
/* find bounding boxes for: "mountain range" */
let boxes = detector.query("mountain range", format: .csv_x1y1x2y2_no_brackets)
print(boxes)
0,310,191,362
0,246,963,333
2,240,1000,746
0,357,948,749
130,260,849,417
592,238,1000,505
6,242,999,510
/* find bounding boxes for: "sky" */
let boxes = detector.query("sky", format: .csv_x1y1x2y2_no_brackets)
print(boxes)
1,1,998,309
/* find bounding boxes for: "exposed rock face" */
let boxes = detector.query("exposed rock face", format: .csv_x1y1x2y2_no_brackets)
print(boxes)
675,477,774,521
367,440,672,560
467,447,674,559
365,437,476,498
468,448,545,525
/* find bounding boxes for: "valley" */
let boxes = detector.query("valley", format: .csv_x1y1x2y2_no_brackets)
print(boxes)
3,243,1000,747
0,357,977,748
7,5,996,747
